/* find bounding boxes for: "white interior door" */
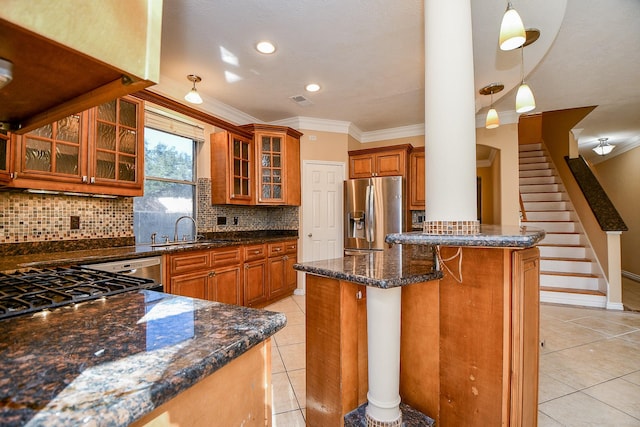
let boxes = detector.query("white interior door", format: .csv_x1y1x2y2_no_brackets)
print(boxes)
299,160,345,292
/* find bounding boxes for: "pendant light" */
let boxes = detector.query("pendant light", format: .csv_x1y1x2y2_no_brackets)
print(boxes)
593,138,615,156
515,29,539,114
184,74,203,104
0,58,13,89
499,2,526,51
479,83,504,129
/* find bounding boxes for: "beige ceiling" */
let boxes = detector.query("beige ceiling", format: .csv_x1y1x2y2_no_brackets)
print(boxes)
153,0,640,166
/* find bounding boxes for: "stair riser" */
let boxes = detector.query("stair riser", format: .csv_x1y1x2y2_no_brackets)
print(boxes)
519,156,547,164
523,221,577,232
540,274,601,291
539,246,587,258
520,184,562,193
520,169,553,178
519,143,542,152
541,259,596,274
521,193,565,202
520,162,550,171
540,291,606,308
524,201,569,211
540,233,582,245
520,176,559,185
527,211,572,221
519,150,545,158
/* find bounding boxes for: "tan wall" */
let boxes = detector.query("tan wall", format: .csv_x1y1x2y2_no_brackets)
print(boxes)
594,146,640,276
300,130,350,164
476,123,520,226
476,166,494,224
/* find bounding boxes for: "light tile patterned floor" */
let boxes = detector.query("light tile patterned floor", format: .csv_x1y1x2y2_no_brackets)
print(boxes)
266,296,640,426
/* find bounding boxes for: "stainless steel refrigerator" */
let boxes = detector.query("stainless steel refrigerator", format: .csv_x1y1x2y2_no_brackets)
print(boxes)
344,176,404,252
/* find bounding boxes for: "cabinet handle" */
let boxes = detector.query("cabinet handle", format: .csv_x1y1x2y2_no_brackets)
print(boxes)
356,290,363,300
209,271,216,277
82,176,88,183
253,250,260,254
90,177,96,184
283,255,289,261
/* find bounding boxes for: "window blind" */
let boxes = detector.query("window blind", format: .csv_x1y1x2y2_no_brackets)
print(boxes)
144,107,205,142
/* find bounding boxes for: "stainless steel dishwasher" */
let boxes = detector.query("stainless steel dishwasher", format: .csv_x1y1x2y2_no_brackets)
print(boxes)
82,257,163,291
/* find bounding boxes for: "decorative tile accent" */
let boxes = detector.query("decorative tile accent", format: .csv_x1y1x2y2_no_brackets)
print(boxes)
197,178,299,232
0,192,133,244
365,413,402,427
423,219,480,235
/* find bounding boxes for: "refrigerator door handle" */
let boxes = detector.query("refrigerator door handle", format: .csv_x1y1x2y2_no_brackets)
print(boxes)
366,183,375,242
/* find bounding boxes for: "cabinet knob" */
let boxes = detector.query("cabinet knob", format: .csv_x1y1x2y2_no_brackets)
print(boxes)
307,233,312,237
209,271,216,277
82,176,88,183
90,176,96,184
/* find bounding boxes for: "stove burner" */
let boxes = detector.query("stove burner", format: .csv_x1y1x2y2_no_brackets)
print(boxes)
0,266,156,320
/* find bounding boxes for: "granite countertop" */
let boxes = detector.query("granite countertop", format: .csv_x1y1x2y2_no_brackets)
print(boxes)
385,224,546,248
0,234,298,272
0,290,286,427
294,245,442,289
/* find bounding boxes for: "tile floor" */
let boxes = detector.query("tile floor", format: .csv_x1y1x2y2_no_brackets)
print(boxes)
265,295,640,426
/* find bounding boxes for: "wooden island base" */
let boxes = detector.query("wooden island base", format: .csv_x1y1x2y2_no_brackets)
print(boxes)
306,246,540,427
131,340,272,427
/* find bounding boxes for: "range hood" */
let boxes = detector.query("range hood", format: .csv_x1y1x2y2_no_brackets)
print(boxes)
0,0,163,134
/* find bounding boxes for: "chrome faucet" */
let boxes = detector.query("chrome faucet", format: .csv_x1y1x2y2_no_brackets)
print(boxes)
174,215,198,243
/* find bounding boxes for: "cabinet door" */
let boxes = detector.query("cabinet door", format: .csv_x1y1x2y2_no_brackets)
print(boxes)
91,96,144,192
284,253,297,294
267,256,286,299
16,112,86,183
209,264,243,305
375,149,406,177
244,258,268,307
170,270,208,300
256,132,285,204
349,153,375,179
409,149,425,210
211,131,253,205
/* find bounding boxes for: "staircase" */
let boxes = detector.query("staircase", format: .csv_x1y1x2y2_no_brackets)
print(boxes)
519,143,607,308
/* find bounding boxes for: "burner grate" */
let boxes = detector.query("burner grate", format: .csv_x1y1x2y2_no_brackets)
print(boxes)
0,266,156,320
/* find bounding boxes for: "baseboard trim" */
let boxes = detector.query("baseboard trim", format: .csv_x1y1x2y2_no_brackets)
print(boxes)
622,270,640,283
293,288,305,296
606,302,625,311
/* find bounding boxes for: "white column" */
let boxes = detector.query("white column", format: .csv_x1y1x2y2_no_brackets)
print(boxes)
365,286,402,424
424,0,478,227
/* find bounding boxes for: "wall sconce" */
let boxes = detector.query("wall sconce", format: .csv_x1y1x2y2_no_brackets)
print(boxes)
0,58,13,90
593,137,615,156
479,83,504,129
499,2,526,51
515,29,539,114
184,74,203,104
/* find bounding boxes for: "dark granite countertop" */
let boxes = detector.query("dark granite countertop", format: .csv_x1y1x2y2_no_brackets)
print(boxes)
385,224,546,248
0,233,298,272
0,290,286,427
294,245,442,288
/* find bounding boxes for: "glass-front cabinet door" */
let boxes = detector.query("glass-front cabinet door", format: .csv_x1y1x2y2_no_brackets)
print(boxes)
257,133,285,204
92,96,143,187
0,130,11,183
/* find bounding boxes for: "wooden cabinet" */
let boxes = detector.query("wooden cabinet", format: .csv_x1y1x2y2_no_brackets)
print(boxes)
409,148,425,210
211,130,255,204
348,144,411,179
267,240,298,300
239,124,302,206
7,95,144,196
0,130,11,184
243,244,268,307
167,246,243,305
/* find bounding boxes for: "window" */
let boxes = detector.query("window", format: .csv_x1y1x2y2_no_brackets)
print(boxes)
134,127,197,244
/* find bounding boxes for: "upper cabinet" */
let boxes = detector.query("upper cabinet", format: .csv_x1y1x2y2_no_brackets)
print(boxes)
0,0,162,133
409,148,425,210
7,95,144,196
0,131,10,184
238,124,302,206
348,144,411,179
211,130,255,205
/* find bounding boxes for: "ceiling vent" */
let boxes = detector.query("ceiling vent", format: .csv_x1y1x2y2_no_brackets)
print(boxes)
289,94,313,106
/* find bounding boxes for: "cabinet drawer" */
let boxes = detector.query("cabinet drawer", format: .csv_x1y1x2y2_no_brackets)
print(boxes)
268,242,286,257
170,251,210,274
244,244,267,262
211,246,242,267
284,241,297,254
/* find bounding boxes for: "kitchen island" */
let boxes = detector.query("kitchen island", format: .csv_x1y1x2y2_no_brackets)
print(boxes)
295,225,545,427
0,290,286,426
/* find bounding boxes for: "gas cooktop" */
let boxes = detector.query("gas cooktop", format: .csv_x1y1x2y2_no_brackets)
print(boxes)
0,266,157,320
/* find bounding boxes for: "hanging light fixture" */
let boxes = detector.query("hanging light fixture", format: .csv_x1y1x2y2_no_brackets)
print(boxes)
499,2,526,51
184,74,203,104
593,138,615,156
515,29,539,114
479,83,504,129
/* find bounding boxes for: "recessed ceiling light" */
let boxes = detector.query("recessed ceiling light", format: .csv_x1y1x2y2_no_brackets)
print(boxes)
256,41,276,54
305,83,320,92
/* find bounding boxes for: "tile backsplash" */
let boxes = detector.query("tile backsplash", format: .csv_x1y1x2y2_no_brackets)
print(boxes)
0,192,133,243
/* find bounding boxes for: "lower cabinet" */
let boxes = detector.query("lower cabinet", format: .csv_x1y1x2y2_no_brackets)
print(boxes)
166,240,298,307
